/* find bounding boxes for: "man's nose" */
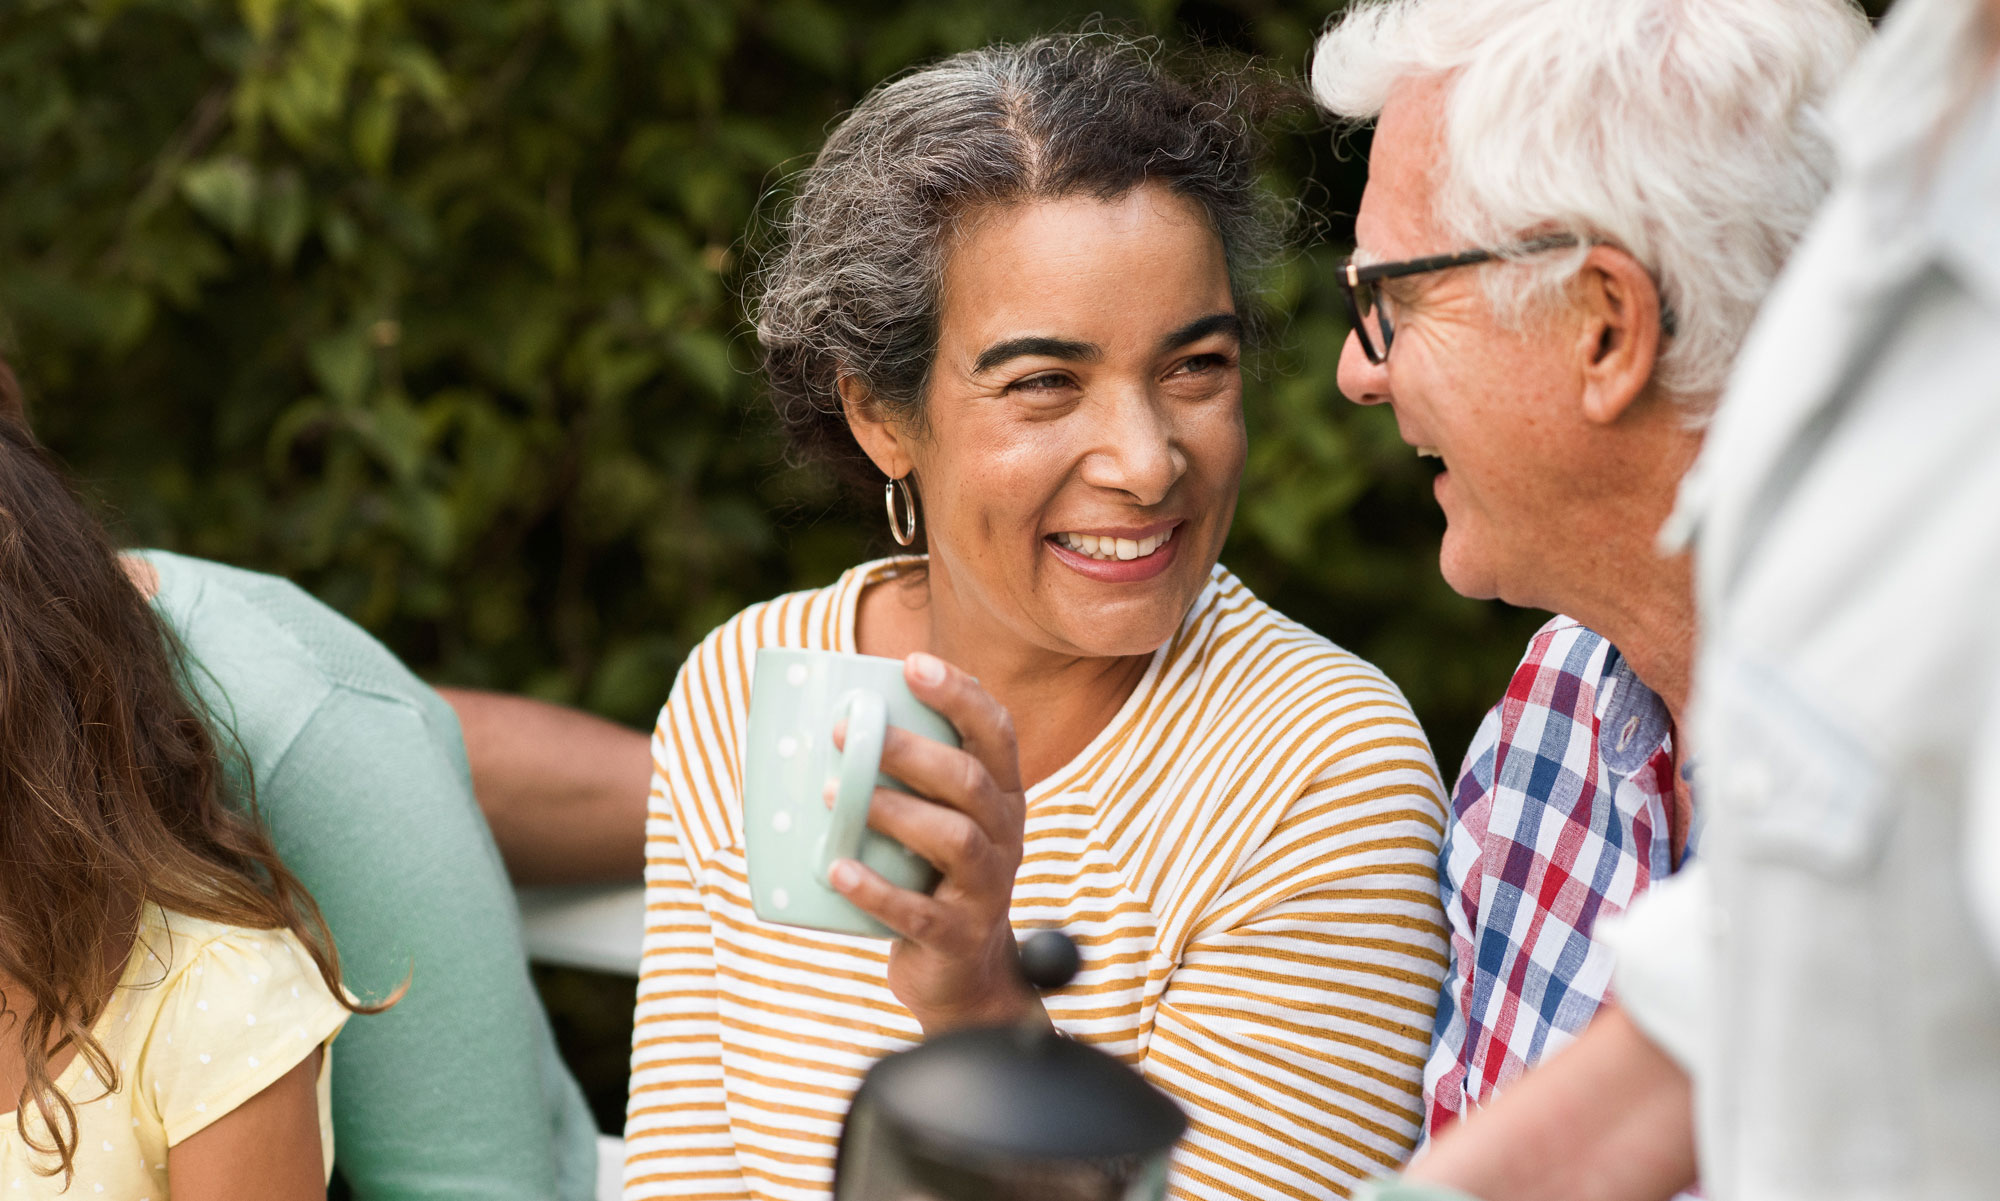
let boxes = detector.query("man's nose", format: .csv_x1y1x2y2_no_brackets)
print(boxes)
1335,327,1390,407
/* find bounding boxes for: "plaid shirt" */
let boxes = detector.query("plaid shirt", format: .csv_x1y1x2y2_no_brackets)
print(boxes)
1424,617,1693,1136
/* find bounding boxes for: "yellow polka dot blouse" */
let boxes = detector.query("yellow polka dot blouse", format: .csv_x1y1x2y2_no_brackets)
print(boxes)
1,904,349,1197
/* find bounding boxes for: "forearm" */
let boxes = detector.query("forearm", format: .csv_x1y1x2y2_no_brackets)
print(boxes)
1407,1005,1696,1201
439,686,651,884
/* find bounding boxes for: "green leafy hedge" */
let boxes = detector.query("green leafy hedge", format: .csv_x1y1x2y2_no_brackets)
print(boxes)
4,0,1633,767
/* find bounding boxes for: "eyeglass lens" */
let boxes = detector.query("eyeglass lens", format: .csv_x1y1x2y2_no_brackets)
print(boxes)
1364,281,1392,360
1343,275,1394,365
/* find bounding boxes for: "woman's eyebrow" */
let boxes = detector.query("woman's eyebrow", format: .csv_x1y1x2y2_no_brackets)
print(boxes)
972,335,1100,374
1158,312,1242,352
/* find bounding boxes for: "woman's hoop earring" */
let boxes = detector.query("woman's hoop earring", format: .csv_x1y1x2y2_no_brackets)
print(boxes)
884,475,918,547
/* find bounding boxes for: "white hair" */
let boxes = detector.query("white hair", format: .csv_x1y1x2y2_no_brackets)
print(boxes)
1312,0,1871,411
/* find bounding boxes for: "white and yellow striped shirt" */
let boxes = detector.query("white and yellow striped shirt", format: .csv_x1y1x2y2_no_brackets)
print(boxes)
625,559,1448,1200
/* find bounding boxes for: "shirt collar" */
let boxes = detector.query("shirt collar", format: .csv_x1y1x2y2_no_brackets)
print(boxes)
1832,0,2000,305
1829,0,1979,177
1660,3,2000,563
1595,644,1674,778
1930,76,2000,306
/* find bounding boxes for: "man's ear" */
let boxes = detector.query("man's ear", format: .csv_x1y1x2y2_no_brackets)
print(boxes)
839,373,916,479
1574,245,1667,426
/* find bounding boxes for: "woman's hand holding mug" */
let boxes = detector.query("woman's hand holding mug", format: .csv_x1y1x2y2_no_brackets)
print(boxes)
828,651,1040,1035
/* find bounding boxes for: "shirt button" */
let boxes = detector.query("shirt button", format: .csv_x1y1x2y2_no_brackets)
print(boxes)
1617,715,1640,752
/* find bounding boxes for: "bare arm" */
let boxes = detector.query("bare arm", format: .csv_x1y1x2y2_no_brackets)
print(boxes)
169,1049,325,1200
439,687,652,885
1407,1005,1697,1201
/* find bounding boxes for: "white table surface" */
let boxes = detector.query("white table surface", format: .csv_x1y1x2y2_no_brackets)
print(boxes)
517,881,648,977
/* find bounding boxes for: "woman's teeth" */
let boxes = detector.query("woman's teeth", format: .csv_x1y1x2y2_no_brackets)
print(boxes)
1054,527,1175,562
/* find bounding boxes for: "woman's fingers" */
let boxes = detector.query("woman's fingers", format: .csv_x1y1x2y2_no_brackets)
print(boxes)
903,652,1024,794
821,653,1039,1035
830,853,1037,1030
827,653,1022,844
828,858,951,944
861,786,1007,887
839,721,1020,849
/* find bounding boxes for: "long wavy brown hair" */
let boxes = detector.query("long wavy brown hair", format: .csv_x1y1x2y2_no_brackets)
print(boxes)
0,358,386,1182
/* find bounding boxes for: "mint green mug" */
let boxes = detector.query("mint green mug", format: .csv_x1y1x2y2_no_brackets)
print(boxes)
1348,1181,1484,1201
743,647,960,938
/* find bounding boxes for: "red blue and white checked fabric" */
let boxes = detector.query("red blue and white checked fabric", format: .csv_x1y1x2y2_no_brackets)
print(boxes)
1423,616,1690,1137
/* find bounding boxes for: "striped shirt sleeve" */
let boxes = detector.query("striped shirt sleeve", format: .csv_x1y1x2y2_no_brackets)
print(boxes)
624,652,751,1200
1145,669,1449,1200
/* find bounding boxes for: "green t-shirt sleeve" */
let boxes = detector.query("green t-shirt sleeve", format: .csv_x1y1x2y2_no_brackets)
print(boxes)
255,686,596,1201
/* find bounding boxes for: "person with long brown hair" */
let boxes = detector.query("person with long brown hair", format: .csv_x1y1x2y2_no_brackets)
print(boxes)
0,357,383,1197
0,346,616,1197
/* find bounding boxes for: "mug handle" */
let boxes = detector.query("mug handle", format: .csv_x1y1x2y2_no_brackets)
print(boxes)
818,688,887,883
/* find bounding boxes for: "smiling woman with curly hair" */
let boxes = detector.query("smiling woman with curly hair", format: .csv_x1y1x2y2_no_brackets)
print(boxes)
623,32,1451,1201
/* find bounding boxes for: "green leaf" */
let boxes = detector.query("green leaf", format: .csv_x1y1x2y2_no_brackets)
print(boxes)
497,301,570,394
575,450,660,538
179,157,260,240
358,392,428,481
240,0,288,40
351,87,400,175
267,16,360,146
308,325,374,408
0,269,154,352
265,396,335,477
321,206,361,262
765,0,845,75
584,637,678,724
309,0,372,22
385,44,451,106
556,0,615,49
668,328,735,399
259,167,310,264
391,486,455,565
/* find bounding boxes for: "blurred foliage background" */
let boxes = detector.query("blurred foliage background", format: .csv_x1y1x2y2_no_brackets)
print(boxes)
0,0,1553,773
0,0,1906,779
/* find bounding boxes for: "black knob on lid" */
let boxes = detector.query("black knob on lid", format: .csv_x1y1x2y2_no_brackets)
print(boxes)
1017,929,1081,993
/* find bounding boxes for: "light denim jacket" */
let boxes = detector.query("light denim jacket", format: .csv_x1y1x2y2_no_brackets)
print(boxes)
1612,0,2000,1197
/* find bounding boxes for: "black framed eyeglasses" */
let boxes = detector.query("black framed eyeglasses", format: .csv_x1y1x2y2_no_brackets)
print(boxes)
1338,234,1674,365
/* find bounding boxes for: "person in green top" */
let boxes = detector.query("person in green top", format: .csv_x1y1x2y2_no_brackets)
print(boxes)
130,547,602,1200
5,350,658,1197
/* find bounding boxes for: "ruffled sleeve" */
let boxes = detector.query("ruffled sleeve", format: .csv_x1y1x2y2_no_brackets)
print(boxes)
132,919,351,1148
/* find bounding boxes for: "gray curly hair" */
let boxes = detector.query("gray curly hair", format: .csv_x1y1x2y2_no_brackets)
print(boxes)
752,32,1295,493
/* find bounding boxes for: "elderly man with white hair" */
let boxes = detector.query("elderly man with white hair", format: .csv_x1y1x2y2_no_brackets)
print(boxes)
1310,0,1870,1158
1316,0,2000,1197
